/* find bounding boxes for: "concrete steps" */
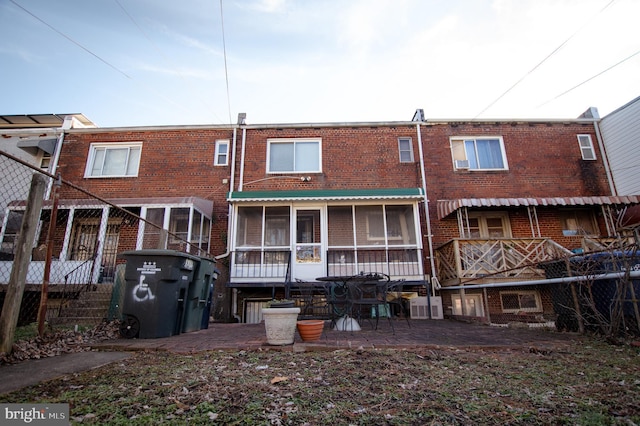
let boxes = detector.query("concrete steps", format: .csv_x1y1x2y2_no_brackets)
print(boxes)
48,284,113,326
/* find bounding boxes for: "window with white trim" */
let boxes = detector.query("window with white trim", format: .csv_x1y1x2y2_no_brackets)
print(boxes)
577,134,596,160
398,137,414,162
451,137,508,170
214,140,229,166
267,138,321,173
500,291,542,313
85,142,142,177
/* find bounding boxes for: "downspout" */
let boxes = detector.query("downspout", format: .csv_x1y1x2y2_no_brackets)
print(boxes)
238,126,247,191
593,118,616,196
215,125,239,261
416,122,437,296
214,124,243,323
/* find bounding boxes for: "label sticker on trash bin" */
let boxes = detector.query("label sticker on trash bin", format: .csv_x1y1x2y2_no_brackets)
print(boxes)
137,261,161,274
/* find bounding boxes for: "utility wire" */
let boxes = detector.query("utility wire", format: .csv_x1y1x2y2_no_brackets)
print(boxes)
9,0,203,121
9,0,132,80
220,0,233,125
474,0,616,118
538,48,640,108
113,0,225,124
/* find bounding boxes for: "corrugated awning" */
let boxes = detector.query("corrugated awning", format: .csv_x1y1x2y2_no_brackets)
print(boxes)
8,197,213,217
229,188,424,203
16,138,57,155
437,195,640,220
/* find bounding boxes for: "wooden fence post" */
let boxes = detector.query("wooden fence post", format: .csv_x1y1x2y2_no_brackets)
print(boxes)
0,174,46,354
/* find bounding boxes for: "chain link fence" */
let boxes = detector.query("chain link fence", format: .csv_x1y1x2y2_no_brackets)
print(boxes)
538,237,640,339
0,151,216,339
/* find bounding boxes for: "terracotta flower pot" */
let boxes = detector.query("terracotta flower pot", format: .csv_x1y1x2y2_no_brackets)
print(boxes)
297,320,325,342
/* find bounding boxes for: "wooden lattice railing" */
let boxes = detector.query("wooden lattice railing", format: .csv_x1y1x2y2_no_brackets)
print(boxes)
435,238,573,284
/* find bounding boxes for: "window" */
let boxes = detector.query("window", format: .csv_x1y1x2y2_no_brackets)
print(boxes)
559,209,598,236
85,143,142,177
267,138,321,173
398,137,414,162
577,135,596,160
500,291,542,313
214,140,229,166
463,212,511,238
451,293,484,317
40,152,52,171
451,137,507,170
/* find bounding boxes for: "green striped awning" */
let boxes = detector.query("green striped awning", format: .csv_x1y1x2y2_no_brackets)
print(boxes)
228,188,424,202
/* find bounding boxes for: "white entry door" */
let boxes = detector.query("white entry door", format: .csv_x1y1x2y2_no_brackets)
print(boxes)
293,207,324,280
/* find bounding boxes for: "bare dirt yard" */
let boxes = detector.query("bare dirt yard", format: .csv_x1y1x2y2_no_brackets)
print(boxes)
1,332,639,425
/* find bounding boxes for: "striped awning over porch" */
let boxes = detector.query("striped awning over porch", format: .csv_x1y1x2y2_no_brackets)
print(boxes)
436,195,640,220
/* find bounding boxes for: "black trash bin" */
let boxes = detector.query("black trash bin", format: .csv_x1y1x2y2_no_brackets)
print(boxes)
182,257,219,333
118,249,200,339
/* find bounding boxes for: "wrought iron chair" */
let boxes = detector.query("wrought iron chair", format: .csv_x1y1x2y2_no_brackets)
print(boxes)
346,273,394,332
386,279,411,327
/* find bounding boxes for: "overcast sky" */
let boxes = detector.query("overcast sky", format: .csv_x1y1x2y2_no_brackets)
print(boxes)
1,0,639,127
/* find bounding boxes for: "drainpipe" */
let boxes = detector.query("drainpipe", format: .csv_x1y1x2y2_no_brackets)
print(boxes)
592,118,616,196
216,124,241,261
238,126,247,191
416,122,437,296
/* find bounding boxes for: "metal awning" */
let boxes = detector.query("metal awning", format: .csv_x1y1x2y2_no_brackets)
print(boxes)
16,138,57,155
228,188,424,203
437,195,640,220
8,197,213,217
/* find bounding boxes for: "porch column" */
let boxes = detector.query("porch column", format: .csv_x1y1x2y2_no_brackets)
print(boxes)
93,206,109,284
136,206,147,250
59,207,76,261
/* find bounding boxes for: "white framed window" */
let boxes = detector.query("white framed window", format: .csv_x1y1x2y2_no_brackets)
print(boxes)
85,142,142,178
451,137,508,170
500,291,542,313
214,140,229,166
267,138,321,173
451,293,484,317
398,137,414,162
577,134,596,160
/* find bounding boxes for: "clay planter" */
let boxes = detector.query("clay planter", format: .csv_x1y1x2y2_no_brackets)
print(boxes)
296,320,325,342
262,307,301,345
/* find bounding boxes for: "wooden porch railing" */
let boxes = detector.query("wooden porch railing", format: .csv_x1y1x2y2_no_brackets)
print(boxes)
435,238,572,284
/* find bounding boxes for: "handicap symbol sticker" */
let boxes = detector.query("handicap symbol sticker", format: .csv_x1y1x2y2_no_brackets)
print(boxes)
132,274,156,302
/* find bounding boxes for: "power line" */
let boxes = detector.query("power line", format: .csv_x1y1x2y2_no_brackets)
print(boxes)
474,0,616,118
538,48,640,108
9,0,132,80
9,0,205,122
220,0,233,125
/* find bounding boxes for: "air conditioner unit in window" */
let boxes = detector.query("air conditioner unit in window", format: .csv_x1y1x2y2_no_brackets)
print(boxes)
410,296,444,320
454,159,470,169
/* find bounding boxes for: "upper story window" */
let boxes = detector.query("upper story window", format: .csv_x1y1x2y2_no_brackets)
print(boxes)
398,137,414,162
577,134,596,160
451,137,508,170
214,140,229,166
267,138,321,173
85,142,142,178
